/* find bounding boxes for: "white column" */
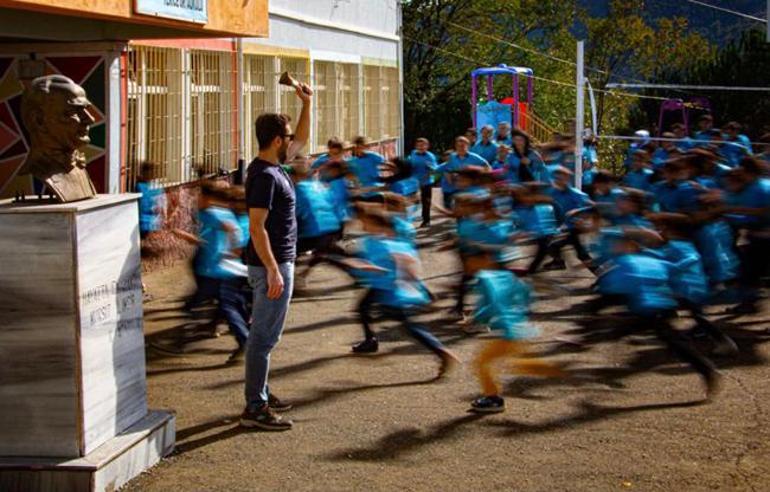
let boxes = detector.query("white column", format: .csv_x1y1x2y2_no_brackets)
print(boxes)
574,40,585,189
105,47,124,194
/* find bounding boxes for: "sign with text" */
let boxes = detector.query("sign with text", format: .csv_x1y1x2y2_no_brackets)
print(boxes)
135,0,208,24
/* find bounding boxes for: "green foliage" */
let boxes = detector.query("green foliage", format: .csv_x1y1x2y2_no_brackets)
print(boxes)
634,29,770,138
402,0,717,167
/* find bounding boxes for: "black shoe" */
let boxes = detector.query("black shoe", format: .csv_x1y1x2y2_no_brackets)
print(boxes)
268,393,293,412
542,259,567,271
470,395,505,413
240,405,293,431
226,345,245,364
352,338,379,353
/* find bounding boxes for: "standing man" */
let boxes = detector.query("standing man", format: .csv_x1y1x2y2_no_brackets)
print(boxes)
408,137,438,227
240,81,312,431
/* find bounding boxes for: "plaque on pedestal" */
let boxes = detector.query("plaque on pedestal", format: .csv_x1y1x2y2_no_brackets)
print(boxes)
0,194,175,492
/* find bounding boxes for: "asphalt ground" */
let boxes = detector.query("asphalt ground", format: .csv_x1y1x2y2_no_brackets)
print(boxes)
127,216,770,492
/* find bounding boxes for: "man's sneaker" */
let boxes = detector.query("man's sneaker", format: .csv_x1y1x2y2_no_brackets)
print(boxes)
470,395,505,413
352,337,379,354
542,259,567,271
268,393,293,412
240,405,292,431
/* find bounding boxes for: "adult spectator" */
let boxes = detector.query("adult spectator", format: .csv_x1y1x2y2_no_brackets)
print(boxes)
240,80,312,431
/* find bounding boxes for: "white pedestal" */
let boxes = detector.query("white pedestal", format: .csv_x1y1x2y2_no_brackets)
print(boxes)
0,194,175,491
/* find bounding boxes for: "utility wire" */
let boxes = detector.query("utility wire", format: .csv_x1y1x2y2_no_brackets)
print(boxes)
404,35,669,101
607,83,770,92
683,0,766,23
446,20,691,96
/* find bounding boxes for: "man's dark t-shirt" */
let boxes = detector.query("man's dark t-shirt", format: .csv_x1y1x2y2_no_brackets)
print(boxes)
245,158,297,266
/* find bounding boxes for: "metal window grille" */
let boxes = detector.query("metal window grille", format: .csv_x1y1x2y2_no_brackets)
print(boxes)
363,65,384,142
338,62,361,144
313,60,337,153
383,66,401,140
190,49,238,177
126,45,184,190
243,54,277,161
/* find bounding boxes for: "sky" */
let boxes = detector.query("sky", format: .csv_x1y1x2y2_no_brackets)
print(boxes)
579,0,766,45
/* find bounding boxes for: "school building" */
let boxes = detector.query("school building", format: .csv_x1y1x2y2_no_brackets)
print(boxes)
0,0,404,199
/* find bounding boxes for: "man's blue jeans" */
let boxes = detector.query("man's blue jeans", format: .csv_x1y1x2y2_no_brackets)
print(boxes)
244,262,294,409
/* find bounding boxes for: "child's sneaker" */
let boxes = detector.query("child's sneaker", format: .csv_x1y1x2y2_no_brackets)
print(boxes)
352,337,379,353
470,395,505,413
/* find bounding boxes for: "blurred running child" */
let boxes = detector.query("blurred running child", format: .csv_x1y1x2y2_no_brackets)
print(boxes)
174,180,250,361
469,254,564,413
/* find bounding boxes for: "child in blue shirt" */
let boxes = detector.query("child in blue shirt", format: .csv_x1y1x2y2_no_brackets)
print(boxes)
722,159,770,314
408,137,439,227
468,256,564,413
545,166,595,271
436,136,490,208
722,122,752,168
349,136,385,188
595,233,720,398
174,181,250,361
622,149,654,191
383,157,421,222
347,209,459,377
135,162,166,239
510,183,560,274
470,125,500,164
291,162,346,288
649,213,738,354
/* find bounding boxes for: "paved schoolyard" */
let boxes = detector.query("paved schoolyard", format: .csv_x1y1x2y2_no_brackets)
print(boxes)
127,218,770,491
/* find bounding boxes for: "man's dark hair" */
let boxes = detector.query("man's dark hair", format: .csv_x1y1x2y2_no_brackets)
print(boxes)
255,113,291,149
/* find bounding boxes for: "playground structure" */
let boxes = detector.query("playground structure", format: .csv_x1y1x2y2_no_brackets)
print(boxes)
657,97,712,135
471,64,555,143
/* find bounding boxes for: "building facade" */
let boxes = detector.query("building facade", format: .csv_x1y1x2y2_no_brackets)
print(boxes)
0,0,404,197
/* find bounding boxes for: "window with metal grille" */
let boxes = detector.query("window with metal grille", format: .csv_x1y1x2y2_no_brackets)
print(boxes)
383,66,401,140
243,54,277,162
363,65,384,142
190,49,238,177
338,62,361,144
313,60,336,153
126,45,184,190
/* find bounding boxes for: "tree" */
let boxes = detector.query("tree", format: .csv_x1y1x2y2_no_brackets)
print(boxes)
402,0,577,152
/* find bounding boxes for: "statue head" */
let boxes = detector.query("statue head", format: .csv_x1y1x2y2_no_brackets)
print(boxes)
21,75,95,165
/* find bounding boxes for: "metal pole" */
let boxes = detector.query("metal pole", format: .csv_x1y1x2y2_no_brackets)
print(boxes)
236,38,245,184
574,40,585,189
471,75,478,128
513,74,520,128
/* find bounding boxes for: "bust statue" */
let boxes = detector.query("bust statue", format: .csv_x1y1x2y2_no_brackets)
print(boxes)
20,75,97,202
